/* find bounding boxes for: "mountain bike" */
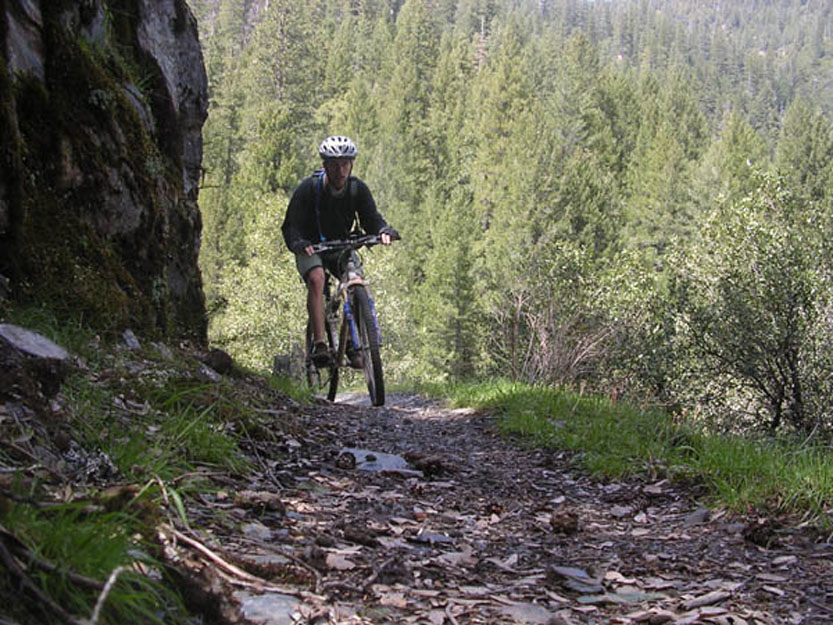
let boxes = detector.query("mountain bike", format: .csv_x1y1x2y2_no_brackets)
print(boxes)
304,234,397,407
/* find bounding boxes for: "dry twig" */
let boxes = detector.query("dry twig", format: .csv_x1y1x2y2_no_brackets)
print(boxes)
445,602,461,625
165,526,315,599
89,566,126,625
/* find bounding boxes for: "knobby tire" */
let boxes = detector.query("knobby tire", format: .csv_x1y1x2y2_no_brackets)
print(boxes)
350,286,384,407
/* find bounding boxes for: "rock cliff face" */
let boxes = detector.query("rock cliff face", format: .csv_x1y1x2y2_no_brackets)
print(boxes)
0,0,208,339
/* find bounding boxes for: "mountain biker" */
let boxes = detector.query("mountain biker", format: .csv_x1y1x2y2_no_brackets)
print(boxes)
281,135,397,366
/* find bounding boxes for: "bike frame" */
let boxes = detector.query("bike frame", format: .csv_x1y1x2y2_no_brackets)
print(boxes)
326,250,374,369
306,234,393,405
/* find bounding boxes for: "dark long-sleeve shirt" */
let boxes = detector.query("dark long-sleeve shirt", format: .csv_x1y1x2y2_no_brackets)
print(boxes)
281,175,389,254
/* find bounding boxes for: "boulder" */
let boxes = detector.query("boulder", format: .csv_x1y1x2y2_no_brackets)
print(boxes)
0,323,72,400
0,0,208,339
206,348,233,374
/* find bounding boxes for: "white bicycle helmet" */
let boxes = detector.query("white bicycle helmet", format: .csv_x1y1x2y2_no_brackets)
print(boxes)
318,135,358,160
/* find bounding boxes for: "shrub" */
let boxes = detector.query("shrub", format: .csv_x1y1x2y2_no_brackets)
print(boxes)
668,173,833,434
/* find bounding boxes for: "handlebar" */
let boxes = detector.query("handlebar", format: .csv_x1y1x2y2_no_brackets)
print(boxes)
310,232,400,255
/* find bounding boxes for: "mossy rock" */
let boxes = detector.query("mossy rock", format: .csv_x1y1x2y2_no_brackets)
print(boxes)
0,1,207,340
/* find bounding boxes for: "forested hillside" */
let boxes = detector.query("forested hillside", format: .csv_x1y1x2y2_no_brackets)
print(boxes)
188,0,833,435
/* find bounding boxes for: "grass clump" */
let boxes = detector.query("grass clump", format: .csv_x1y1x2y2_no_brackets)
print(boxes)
261,366,314,404
1,500,189,624
426,379,833,518
65,371,253,482
1,305,103,360
0,305,297,622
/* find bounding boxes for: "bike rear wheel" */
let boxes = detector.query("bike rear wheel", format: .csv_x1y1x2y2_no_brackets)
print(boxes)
350,286,384,406
305,317,339,401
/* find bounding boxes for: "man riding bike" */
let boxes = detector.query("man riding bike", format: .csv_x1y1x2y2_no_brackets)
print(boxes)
281,135,397,367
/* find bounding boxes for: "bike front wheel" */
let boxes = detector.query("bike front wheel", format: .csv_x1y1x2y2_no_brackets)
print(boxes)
305,317,339,401
350,286,384,406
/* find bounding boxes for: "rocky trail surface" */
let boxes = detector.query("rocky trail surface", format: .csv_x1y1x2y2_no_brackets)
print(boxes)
180,392,831,625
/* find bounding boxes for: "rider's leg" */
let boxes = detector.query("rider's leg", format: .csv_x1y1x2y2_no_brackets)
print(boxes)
306,266,326,344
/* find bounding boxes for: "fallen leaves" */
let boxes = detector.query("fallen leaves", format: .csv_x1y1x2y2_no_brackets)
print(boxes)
147,394,821,624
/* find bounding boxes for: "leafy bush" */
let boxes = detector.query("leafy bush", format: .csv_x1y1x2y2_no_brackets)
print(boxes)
668,173,833,434
208,196,306,373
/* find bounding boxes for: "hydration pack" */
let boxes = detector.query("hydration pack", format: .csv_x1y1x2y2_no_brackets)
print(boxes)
312,168,359,243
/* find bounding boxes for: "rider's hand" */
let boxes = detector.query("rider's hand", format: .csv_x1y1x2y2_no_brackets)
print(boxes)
380,232,392,245
304,244,315,255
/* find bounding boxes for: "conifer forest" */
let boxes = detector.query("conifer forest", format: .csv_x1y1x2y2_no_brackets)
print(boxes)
188,0,833,436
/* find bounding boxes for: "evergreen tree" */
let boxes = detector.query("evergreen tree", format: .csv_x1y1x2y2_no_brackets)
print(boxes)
406,31,487,379
694,109,770,211
372,0,440,279
197,0,253,307
623,71,708,261
190,0,833,388
776,98,833,204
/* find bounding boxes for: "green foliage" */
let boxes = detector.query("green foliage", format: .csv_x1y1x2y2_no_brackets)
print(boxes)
194,0,833,416
208,195,305,374
66,370,250,478
1,502,188,624
776,97,833,204
694,110,770,209
0,308,304,623
669,173,833,434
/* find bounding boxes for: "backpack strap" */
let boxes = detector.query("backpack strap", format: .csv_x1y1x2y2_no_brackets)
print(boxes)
312,169,326,242
312,170,360,242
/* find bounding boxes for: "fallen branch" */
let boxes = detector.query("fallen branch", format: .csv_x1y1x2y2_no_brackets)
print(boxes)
169,527,261,582
170,471,229,486
319,579,364,596
808,597,833,615
0,440,65,482
0,487,45,508
361,556,397,591
165,526,316,599
236,535,322,590
1,530,104,591
0,464,40,473
681,590,732,610
445,602,461,625
210,555,326,601
89,566,126,625
319,556,401,598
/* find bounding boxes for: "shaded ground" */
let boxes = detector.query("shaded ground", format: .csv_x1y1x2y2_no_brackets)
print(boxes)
180,391,832,625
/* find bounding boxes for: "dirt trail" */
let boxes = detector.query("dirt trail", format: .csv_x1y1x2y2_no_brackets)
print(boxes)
178,392,831,625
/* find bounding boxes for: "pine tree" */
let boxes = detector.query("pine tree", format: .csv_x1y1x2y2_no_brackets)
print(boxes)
408,31,486,379
776,98,833,204
694,109,770,210
197,0,253,307
372,0,440,276
623,71,708,262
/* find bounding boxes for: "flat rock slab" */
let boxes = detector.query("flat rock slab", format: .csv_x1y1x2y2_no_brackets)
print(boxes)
0,324,72,399
0,324,69,361
233,591,300,625
338,447,424,477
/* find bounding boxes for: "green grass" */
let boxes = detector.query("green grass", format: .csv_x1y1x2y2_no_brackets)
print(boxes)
423,379,833,519
264,370,314,403
65,374,254,480
2,501,188,624
0,304,101,359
